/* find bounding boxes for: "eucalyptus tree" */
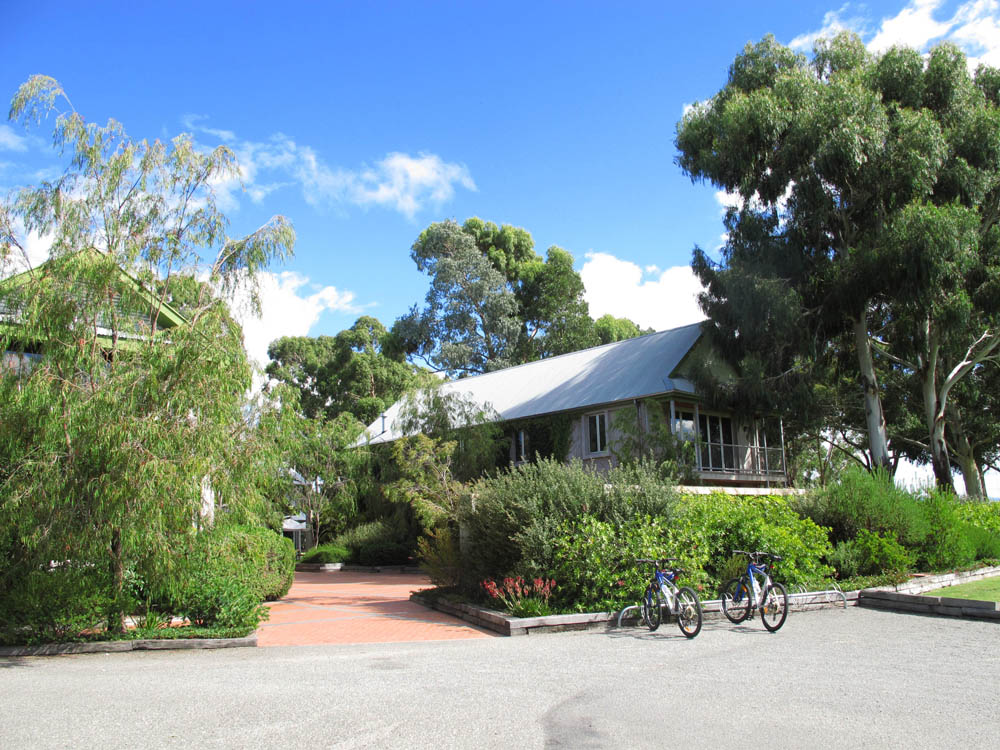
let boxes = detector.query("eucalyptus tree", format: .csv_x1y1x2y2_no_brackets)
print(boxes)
676,34,1000,488
0,76,295,634
267,315,430,424
393,217,602,376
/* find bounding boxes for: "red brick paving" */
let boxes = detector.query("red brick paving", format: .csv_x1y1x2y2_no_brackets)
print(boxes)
256,570,494,647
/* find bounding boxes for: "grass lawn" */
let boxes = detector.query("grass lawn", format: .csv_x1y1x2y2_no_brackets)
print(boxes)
922,576,1000,602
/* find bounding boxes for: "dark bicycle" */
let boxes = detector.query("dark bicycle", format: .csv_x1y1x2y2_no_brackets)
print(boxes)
720,550,788,632
636,558,703,638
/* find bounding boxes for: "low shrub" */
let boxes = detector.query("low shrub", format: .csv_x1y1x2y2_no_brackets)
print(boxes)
300,543,350,565
798,467,929,546
665,493,835,591
914,490,976,571
173,566,266,629
548,514,670,612
955,500,1000,536
333,519,403,562
851,529,914,576
417,526,461,587
166,524,291,628
358,541,411,566
460,459,678,593
0,561,113,646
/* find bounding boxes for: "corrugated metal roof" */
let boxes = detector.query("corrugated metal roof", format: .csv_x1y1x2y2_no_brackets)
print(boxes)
361,322,705,445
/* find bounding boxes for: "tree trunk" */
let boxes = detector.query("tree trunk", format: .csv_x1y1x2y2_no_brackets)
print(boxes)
107,528,126,635
852,316,891,470
947,406,983,499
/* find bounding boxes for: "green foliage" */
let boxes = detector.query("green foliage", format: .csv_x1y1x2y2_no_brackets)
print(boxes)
676,32,1000,485
266,316,428,424
549,515,670,612
460,459,679,592
395,386,506,482
830,530,915,578
800,469,999,572
797,467,929,546
358,541,411,566
915,490,976,570
167,525,289,628
610,400,699,483
417,526,461,587
332,519,405,562
955,500,1000,536
664,493,834,591
392,217,601,375
0,76,296,638
299,543,351,565
0,561,112,646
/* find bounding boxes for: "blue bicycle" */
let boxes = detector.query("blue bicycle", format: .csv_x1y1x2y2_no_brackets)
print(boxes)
720,550,788,632
637,558,702,638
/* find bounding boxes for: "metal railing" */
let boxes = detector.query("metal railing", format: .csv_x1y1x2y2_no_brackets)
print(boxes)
695,441,785,477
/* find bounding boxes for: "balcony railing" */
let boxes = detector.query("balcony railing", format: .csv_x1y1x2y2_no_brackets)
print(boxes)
695,440,786,479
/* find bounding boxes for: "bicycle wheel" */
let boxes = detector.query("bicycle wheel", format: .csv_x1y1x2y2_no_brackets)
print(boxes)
760,582,788,632
640,585,661,631
720,577,751,624
675,586,702,639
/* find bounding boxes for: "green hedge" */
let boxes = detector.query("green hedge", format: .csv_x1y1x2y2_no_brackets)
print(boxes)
460,459,678,592
300,543,350,564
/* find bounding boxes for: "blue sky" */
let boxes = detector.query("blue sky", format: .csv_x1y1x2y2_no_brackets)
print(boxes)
3,1,999,491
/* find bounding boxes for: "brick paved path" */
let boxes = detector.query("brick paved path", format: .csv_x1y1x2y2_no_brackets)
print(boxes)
256,570,494,646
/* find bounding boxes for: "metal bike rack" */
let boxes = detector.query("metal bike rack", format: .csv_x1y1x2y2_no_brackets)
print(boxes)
617,582,847,627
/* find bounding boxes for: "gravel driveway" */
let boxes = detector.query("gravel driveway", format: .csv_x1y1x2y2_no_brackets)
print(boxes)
2,607,997,749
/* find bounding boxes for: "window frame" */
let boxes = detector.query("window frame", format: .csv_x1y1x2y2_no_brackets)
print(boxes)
584,411,609,456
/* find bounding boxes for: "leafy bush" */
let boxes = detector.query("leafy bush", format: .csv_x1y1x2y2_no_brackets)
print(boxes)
851,529,914,576
797,467,929,546
165,524,291,628
300,543,350,564
827,539,863,579
548,515,669,612
333,519,405,562
664,493,834,591
914,490,976,571
955,500,1000,536
417,526,461,587
358,541,411,566
173,565,266,629
0,562,113,646
460,458,678,591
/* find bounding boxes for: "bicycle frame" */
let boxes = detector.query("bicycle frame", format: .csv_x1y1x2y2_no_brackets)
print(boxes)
649,567,682,613
743,559,773,611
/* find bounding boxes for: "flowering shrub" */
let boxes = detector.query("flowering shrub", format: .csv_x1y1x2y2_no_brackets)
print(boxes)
481,577,556,618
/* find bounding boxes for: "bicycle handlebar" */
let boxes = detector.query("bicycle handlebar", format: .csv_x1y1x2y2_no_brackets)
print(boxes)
732,550,783,562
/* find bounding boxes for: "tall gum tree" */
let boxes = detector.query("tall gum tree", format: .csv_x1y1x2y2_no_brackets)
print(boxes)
676,34,1000,488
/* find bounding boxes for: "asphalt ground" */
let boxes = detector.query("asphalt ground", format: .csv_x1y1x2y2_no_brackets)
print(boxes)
1,606,997,749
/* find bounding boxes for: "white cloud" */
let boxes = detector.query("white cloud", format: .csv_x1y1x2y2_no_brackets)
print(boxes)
580,252,705,331
791,1,1000,69
227,270,360,368
182,118,476,218
868,0,955,52
790,4,870,51
0,125,29,153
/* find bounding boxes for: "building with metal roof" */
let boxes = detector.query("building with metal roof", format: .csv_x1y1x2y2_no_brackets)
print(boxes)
361,322,787,486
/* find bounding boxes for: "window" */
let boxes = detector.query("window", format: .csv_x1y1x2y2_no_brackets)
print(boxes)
586,412,607,455
514,429,529,464
698,413,735,471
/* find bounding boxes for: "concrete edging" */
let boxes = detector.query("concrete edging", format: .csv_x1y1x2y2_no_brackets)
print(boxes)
0,634,258,657
412,588,854,636
857,565,1000,622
